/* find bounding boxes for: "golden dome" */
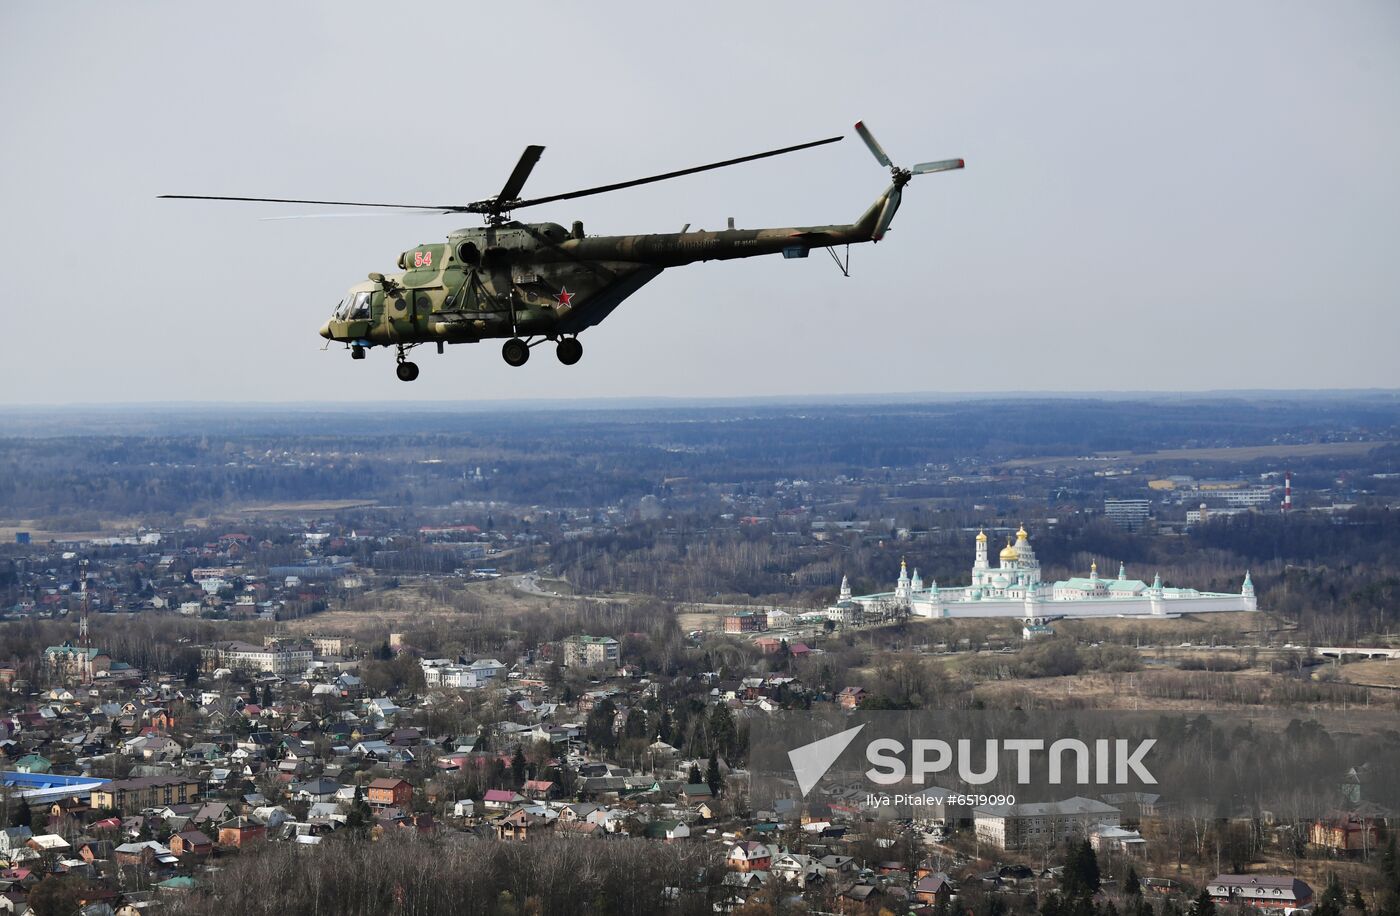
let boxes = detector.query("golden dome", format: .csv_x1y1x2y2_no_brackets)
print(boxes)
999,539,1018,561
976,530,988,543
1016,524,1028,540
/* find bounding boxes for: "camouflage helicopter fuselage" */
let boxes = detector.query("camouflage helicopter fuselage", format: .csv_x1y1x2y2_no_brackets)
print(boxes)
320,196,887,353
165,123,961,380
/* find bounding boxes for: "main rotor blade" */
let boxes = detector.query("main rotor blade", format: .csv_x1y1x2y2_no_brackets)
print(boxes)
497,145,545,203
257,211,452,221
164,134,842,216
506,135,843,211
159,194,467,211
912,158,965,174
854,121,891,167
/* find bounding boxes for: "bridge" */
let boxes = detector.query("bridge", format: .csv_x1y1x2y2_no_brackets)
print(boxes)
1314,646,1400,660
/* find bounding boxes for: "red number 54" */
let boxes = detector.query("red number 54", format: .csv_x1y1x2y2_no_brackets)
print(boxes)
414,250,433,267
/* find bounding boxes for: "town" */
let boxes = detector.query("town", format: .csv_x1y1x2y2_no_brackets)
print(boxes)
1,397,1399,916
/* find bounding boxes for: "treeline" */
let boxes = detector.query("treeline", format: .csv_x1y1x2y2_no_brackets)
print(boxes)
1133,669,1392,707
161,834,721,916
6,396,1396,519
0,615,214,685
1197,510,1400,640
963,638,1143,680
551,518,995,603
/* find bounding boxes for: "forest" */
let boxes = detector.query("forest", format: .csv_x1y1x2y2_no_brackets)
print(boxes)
1,395,1395,520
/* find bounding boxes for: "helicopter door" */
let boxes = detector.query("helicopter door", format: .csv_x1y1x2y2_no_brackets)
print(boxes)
411,289,436,328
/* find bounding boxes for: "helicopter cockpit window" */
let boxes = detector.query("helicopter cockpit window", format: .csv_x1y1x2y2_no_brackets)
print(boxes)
344,291,371,320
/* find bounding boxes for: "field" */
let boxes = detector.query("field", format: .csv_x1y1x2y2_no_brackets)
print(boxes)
1000,439,1390,469
1334,657,1400,688
676,611,719,634
278,580,573,638
902,610,1274,646
0,500,379,541
0,525,108,543
0,515,159,542
236,499,379,514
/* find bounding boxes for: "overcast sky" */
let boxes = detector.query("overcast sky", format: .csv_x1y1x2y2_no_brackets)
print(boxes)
2,2,1397,404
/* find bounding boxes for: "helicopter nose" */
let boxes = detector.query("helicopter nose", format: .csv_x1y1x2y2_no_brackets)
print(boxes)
318,321,333,339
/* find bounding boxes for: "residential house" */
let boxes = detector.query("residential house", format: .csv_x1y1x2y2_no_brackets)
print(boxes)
727,842,772,872
26,834,71,860
75,838,114,864
483,789,523,811
837,686,866,710
113,841,178,870
1207,875,1314,910
13,754,51,774
770,853,825,887
496,808,549,841
820,855,855,878
680,784,713,804
252,806,292,830
522,779,557,801
168,831,213,857
292,778,345,803
0,827,33,857
1310,813,1380,855
352,740,391,760
839,884,883,912
915,874,954,907
588,808,631,834
366,778,413,810
190,802,231,827
557,820,605,840
217,817,265,848
1092,824,1147,856
642,820,690,842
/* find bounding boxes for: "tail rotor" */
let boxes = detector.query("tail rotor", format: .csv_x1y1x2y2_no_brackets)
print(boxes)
854,120,963,240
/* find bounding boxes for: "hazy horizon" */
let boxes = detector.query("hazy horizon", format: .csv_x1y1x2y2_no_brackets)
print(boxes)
1,386,1397,417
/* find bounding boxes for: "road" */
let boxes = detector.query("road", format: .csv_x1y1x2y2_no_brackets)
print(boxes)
509,572,560,597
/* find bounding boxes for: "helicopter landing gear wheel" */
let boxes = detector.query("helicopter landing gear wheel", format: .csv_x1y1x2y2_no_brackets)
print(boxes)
395,361,419,382
502,337,530,367
556,337,582,366
351,345,366,360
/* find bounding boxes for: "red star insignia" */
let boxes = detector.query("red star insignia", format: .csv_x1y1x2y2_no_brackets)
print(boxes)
554,288,575,308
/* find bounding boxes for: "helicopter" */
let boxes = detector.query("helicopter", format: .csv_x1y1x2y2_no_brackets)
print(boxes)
162,122,963,382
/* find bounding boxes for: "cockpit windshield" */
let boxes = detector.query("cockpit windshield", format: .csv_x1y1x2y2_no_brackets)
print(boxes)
335,291,371,320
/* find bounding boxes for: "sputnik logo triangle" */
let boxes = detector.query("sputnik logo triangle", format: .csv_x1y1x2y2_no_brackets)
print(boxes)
789,724,865,797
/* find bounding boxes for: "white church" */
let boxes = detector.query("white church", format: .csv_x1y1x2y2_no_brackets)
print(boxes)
830,525,1256,625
